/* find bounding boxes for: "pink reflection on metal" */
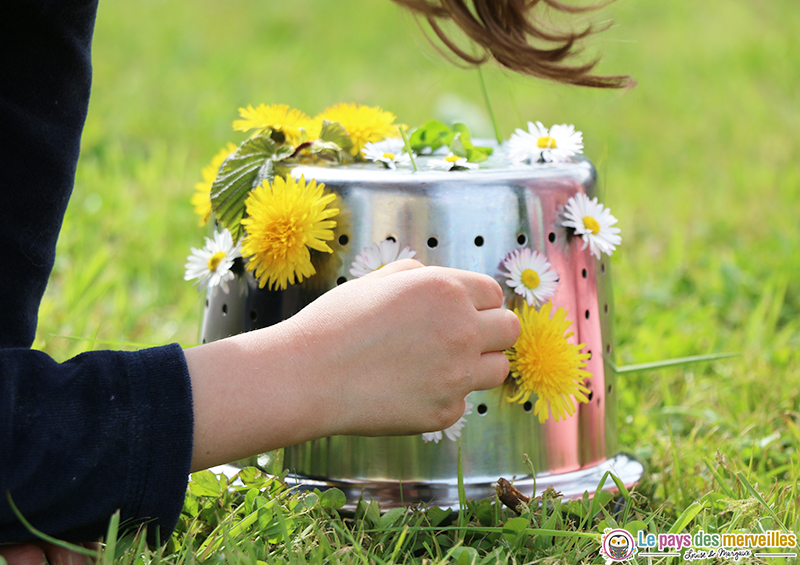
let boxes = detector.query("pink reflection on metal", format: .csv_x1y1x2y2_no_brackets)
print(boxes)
572,238,607,466
534,182,582,474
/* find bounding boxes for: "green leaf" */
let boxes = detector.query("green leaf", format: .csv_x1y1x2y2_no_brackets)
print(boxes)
451,546,478,565
302,492,319,511
319,487,346,510
409,120,454,153
256,502,275,531
426,506,452,527
465,145,492,163
450,133,468,159
188,470,225,498
449,124,492,162
210,135,278,240
238,466,269,489
318,120,353,156
379,507,407,529
244,488,259,514
473,499,496,527
502,516,530,544
624,521,647,537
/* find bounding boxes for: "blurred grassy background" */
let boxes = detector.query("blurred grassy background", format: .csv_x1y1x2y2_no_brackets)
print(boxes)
37,0,800,499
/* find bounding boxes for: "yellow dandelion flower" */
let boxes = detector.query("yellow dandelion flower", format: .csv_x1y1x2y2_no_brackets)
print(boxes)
191,142,237,226
232,103,314,146
504,302,592,423
315,103,399,156
240,175,339,290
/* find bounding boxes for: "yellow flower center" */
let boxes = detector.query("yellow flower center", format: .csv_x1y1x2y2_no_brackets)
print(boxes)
382,152,395,160
537,136,557,149
520,269,541,290
207,251,226,272
445,154,461,163
261,217,303,260
583,216,601,234
503,302,592,423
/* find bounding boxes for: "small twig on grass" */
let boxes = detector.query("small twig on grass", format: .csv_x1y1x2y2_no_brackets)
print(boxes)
496,478,530,515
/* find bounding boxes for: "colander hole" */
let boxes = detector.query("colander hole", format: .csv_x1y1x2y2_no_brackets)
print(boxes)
587,391,594,402
336,276,347,285
582,268,588,279
427,237,438,248
221,303,228,316
338,234,349,245
606,343,612,355
585,309,590,319
386,235,397,242
587,350,592,360
548,232,556,243
205,298,209,308
601,262,606,274
250,310,258,322
607,384,613,395
517,234,527,245
604,303,609,314
523,401,533,413
202,338,207,344
477,403,488,415
597,396,601,406
474,236,484,247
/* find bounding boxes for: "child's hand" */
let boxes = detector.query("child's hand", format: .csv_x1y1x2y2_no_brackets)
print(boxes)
287,259,520,437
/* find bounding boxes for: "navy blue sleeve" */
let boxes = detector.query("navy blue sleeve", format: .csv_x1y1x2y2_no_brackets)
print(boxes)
0,0,195,544
0,345,194,543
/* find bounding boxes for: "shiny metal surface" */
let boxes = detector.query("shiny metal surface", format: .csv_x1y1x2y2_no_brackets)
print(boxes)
212,454,644,511
200,151,640,504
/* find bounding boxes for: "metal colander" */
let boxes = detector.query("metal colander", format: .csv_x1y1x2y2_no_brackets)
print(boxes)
200,151,643,508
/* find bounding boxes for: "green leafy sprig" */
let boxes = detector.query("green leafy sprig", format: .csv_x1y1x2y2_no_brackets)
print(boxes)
408,120,493,163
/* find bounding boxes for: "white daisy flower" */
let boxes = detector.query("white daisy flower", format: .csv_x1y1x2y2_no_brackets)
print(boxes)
422,401,473,443
363,140,413,170
184,228,241,293
506,121,583,164
349,239,417,277
500,248,559,306
561,192,622,259
428,152,479,171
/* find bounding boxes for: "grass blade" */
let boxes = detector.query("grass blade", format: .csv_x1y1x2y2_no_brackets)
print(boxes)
736,472,792,537
608,352,741,374
399,126,418,172
5,492,98,558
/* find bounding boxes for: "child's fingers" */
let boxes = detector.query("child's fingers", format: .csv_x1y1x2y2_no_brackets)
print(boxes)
456,269,505,312
473,351,512,391
476,307,520,352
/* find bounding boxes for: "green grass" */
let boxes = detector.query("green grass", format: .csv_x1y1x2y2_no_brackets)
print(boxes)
29,0,800,561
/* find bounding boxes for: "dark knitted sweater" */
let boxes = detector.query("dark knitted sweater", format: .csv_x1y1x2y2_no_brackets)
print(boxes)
0,0,194,543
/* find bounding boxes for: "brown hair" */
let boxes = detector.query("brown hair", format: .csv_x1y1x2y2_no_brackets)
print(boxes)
391,0,633,88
